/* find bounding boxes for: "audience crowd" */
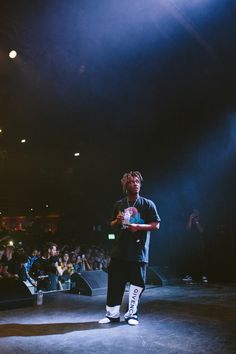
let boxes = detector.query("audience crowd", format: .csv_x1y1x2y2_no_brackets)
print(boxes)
0,242,110,292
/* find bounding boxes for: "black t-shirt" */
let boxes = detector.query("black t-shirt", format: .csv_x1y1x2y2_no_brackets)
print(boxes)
110,196,161,263
30,257,57,278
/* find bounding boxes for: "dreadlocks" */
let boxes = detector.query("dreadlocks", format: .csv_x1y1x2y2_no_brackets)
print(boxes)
121,171,143,193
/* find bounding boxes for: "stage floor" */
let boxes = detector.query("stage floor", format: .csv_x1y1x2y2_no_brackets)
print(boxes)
0,284,236,354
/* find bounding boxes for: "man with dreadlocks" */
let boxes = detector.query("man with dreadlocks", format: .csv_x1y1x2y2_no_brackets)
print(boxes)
99,171,161,326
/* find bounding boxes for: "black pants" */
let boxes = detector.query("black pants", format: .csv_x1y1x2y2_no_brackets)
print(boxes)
107,258,146,307
187,239,208,280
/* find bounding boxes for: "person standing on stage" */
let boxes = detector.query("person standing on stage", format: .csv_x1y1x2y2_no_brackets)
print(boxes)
99,171,161,325
183,208,208,284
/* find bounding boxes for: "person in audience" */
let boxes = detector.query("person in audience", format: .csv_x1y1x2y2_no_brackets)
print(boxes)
183,208,208,284
85,248,92,263
1,245,18,278
30,242,62,291
0,246,4,259
74,245,82,257
72,254,83,273
81,254,92,271
92,249,104,270
0,245,5,278
59,252,74,283
15,252,37,287
25,249,40,272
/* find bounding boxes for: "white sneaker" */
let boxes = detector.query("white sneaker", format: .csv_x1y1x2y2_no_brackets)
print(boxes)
124,313,139,326
182,275,192,282
202,276,208,283
98,316,120,324
127,317,139,326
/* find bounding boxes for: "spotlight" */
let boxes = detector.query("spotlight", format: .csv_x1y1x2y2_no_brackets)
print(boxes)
74,152,80,157
9,50,17,59
9,241,14,246
21,139,26,143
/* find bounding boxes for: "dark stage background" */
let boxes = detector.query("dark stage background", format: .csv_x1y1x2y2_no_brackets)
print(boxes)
0,0,236,280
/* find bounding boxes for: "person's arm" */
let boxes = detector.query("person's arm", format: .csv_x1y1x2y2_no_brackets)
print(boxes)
110,211,124,229
128,199,161,232
54,262,63,276
25,267,37,287
68,264,74,275
84,259,92,271
128,221,160,232
186,215,194,230
2,265,9,277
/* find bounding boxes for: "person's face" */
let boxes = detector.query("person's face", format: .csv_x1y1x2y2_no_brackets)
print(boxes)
126,176,141,194
4,247,13,258
63,254,69,262
71,255,76,263
49,246,57,257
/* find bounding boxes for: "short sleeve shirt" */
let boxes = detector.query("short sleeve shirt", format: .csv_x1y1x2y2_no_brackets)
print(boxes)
110,196,161,263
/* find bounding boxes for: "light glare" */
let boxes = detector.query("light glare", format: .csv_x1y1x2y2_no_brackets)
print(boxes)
9,50,17,59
